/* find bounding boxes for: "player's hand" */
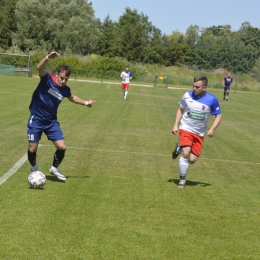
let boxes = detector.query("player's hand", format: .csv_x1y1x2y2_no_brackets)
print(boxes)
86,100,95,108
207,129,214,137
172,126,179,135
47,51,60,59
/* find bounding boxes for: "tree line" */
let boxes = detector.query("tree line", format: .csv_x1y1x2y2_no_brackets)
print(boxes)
1,0,260,77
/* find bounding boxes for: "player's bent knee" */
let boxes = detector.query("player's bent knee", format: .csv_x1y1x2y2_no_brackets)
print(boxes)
57,145,66,150
181,151,190,159
52,140,66,150
28,143,38,153
189,156,199,164
189,160,197,164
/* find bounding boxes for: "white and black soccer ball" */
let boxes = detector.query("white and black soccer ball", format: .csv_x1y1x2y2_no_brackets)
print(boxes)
28,171,46,188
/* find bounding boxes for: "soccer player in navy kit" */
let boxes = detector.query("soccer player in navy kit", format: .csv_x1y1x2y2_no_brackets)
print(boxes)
171,76,222,188
223,73,233,100
27,52,95,181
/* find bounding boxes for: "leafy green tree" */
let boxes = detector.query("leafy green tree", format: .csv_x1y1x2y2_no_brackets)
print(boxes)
0,0,18,49
191,24,259,73
184,25,199,45
251,57,260,81
167,31,184,44
142,28,164,64
241,25,260,50
13,0,99,54
163,42,194,67
95,15,117,57
115,8,159,63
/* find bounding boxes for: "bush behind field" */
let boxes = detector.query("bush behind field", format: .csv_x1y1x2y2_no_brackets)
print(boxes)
2,52,260,91
31,53,149,79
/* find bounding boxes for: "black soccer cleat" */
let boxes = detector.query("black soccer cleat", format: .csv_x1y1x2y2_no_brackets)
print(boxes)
172,143,180,159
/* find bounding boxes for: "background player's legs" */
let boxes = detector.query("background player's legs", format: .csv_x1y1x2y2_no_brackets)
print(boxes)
122,84,125,98
224,87,230,100
124,88,128,99
226,89,230,100
122,83,129,99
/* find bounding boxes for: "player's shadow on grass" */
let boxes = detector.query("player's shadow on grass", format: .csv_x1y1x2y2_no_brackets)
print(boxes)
168,179,211,187
46,175,90,182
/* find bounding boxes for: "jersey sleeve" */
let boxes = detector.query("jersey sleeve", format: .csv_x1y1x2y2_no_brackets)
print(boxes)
210,96,221,115
39,72,49,83
179,92,187,109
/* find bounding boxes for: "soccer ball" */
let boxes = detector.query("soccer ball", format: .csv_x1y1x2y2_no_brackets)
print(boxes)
28,171,46,188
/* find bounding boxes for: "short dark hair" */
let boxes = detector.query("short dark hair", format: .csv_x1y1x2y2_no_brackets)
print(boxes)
194,75,208,87
57,65,71,76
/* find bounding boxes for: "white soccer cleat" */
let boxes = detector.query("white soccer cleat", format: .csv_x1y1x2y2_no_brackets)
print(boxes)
49,166,66,181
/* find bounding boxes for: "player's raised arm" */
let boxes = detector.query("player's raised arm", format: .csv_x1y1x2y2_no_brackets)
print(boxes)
37,51,60,77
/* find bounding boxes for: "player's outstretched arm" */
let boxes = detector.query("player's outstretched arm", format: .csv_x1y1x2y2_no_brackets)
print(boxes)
37,51,60,77
67,94,95,108
207,114,222,137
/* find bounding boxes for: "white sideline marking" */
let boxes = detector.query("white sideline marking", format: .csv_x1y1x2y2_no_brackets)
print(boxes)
68,78,153,87
0,145,43,186
0,153,27,186
40,144,260,166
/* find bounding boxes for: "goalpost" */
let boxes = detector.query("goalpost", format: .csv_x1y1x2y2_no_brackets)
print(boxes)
0,53,32,76
153,75,168,88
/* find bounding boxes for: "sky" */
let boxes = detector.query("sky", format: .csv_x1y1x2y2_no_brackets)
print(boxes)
90,0,260,35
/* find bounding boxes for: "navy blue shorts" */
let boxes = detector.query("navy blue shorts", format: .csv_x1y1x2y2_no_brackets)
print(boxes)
27,115,64,143
224,86,231,91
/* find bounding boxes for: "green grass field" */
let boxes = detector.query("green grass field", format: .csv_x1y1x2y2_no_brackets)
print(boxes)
0,74,260,260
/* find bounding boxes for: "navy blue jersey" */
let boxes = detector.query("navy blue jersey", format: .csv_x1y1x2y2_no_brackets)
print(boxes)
29,72,71,121
224,76,233,86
